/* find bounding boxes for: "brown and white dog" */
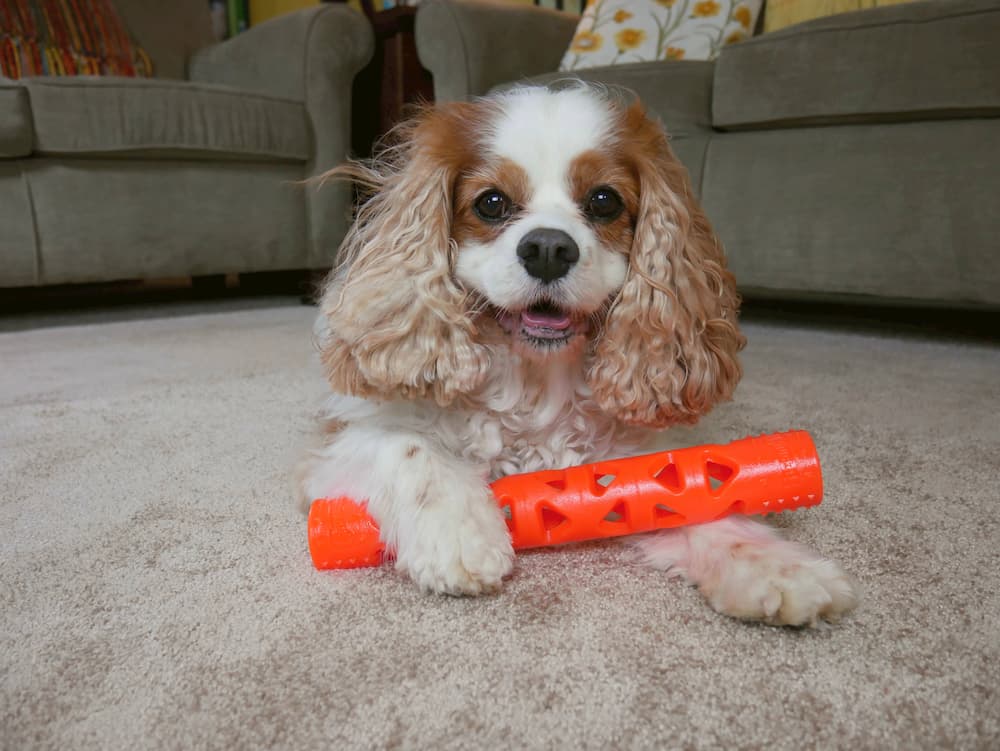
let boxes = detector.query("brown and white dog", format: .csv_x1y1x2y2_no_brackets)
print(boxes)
299,85,858,626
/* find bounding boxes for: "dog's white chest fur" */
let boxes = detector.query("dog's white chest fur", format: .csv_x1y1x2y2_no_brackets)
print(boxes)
456,352,650,479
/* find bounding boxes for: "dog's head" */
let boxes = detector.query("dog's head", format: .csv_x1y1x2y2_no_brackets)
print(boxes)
317,85,744,427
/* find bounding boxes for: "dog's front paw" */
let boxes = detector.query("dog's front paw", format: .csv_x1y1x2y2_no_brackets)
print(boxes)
396,494,514,596
703,542,859,627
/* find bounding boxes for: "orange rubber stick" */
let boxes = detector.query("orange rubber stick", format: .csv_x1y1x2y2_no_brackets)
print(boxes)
308,430,823,570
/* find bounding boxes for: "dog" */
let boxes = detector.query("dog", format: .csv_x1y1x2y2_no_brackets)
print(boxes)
299,84,858,626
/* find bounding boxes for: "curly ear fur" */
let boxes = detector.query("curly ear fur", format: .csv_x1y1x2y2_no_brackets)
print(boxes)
588,103,745,427
316,104,492,405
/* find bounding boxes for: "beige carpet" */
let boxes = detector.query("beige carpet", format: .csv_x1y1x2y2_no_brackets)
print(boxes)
2,302,998,750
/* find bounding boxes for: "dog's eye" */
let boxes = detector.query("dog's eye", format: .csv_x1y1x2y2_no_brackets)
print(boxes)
585,187,624,221
474,190,512,223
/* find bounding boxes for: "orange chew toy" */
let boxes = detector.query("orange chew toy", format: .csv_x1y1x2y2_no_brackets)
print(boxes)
308,430,823,569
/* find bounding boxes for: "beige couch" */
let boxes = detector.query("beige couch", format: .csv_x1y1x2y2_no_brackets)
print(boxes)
0,0,373,288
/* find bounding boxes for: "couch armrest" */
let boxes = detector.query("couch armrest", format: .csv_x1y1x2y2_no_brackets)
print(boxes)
188,6,374,102
416,0,579,101
192,6,375,267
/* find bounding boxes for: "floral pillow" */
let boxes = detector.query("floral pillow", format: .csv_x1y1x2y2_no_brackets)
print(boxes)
559,0,763,71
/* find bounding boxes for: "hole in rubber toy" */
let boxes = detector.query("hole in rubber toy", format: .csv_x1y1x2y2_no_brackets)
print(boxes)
706,460,735,493
540,505,568,531
603,501,627,523
653,463,681,491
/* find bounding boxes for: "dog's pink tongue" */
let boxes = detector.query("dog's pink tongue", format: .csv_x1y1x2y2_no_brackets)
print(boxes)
521,309,572,338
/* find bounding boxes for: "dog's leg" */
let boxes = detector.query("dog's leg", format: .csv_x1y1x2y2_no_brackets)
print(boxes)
299,425,513,595
634,517,859,626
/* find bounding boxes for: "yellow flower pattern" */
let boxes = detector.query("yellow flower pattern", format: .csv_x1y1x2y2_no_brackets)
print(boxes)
560,0,761,70
570,30,604,54
614,28,647,51
692,1,721,16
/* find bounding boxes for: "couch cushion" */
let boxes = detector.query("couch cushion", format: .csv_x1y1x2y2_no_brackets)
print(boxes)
0,162,38,285
113,0,216,81
0,77,32,157
25,158,308,285
24,77,310,161
0,0,153,78
714,0,1000,129
701,119,1000,306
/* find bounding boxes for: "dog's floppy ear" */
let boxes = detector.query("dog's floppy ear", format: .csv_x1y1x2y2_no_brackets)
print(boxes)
588,102,745,427
316,103,492,405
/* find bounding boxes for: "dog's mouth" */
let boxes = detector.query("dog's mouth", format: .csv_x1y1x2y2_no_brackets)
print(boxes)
496,301,589,350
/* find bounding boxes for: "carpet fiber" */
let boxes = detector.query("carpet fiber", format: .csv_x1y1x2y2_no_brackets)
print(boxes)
2,302,998,749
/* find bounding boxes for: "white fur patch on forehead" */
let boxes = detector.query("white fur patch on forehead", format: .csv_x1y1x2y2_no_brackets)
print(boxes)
487,87,614,190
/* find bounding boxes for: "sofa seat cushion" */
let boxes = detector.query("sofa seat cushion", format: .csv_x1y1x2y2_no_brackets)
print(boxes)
0,77,32,157
714,0,1000,129
24,77,310,161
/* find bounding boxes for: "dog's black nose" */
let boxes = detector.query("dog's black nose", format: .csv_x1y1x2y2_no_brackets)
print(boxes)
516,228,580,283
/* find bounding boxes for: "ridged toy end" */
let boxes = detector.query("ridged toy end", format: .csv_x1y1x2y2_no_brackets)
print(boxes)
308,498,386,569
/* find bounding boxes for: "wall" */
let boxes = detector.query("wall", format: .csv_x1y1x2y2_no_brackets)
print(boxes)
249,0,327,25
764,0,917,32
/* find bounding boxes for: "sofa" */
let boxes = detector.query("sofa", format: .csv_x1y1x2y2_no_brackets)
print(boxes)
0,0,373,289
416,0,1000,309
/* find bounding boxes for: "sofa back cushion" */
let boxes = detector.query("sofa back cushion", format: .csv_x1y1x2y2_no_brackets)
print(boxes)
0,0,153,78
113,0,214,80
714,0,1000,129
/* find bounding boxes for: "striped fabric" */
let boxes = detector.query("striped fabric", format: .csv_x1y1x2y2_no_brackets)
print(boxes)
0,0,152,79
